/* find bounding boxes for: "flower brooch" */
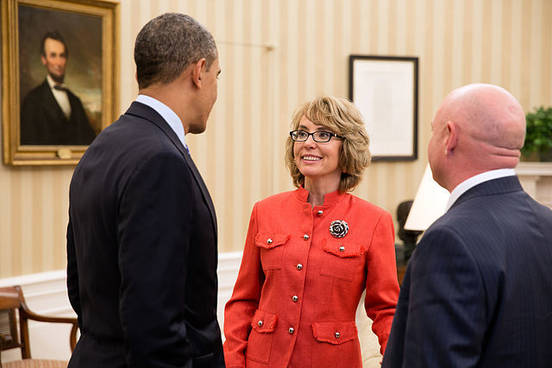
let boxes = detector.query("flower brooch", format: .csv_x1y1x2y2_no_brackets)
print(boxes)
329,220,349,238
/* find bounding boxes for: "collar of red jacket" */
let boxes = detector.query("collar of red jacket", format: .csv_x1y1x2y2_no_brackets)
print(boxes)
295,186,346,208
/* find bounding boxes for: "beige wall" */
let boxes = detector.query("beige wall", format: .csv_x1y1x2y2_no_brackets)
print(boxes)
1,0,551,278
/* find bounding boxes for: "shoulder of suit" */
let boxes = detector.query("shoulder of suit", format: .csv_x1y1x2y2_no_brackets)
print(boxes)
22,80,50,101
421,210,474,248
95,116,179,158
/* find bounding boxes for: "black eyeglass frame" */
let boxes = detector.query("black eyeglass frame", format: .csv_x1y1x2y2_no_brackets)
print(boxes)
289,130,344,143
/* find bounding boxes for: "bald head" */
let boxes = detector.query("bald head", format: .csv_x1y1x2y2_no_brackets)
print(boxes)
429,84,526,190
438,84,526,151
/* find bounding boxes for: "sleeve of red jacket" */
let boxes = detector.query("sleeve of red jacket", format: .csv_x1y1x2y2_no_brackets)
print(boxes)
364,211,400,355
223,204,264,368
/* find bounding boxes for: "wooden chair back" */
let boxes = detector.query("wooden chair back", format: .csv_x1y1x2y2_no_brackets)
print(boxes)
0,286,77,361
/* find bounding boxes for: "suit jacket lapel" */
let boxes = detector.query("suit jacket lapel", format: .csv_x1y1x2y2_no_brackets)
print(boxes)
182,152,218,237
125,102,218,238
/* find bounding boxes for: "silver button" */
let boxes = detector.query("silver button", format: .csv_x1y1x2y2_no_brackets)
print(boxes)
303,234,310,240
257,320,263,327
288,327,295,334
335,332,340,338
317,210,323,216
339,246,345,252
292,295,298,302
296,264,303,270
267,238,273,244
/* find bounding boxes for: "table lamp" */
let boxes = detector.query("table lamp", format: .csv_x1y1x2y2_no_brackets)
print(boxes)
404,164,450,231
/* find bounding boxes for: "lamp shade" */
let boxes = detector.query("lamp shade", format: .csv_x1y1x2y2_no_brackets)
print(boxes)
404,164,450,231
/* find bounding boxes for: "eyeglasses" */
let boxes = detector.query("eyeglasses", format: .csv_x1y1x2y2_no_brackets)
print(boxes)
289,130,344,143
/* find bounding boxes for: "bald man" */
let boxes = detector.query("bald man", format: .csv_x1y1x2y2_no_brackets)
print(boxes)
383,84,552,368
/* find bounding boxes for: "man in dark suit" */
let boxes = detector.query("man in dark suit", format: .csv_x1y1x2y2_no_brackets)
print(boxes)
66,13,224,367
383,84,552,368
20,31,96,145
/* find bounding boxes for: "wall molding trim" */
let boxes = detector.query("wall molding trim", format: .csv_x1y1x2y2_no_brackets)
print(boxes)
0,252,243,362
516,162,552,176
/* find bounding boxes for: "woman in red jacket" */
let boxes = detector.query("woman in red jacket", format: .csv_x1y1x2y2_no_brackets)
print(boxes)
224,96,399,368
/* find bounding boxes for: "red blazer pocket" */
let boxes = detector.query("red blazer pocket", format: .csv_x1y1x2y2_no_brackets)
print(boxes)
255,233,289,270
322,238,363,258
247,309,278,363
312,321,357,344
255,233,289,249
251,309,278,333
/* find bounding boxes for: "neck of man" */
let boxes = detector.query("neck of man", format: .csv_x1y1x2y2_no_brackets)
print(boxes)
445,150,519,192
139,84,196,134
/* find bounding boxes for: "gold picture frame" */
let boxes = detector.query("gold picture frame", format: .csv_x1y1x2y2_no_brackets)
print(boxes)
2,0,119,165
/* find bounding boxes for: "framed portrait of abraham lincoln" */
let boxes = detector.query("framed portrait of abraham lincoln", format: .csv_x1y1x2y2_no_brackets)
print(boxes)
1,0,119,165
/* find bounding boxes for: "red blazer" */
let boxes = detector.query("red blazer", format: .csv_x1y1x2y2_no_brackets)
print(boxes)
224,188,399,368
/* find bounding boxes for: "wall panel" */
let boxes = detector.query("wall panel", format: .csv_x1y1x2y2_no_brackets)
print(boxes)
1,0,550,276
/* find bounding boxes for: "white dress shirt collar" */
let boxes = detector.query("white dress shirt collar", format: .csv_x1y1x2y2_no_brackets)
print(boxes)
446,168,516,211
46,75,71,118
135,94,187,150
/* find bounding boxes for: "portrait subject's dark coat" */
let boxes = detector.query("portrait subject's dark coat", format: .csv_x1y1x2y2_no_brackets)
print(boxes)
66,101,225,368
20,79,96,145
383,176,552,368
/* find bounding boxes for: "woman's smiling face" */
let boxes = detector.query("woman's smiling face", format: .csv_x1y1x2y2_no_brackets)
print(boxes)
293,116,343,185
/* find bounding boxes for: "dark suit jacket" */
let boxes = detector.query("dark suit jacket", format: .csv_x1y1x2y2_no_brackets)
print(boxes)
383,176,552,368
66,101,225,368
20,79,96,145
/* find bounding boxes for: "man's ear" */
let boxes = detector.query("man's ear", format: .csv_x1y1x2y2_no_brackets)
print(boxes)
191,58,207,88
444,120,458,154
41,55,47,66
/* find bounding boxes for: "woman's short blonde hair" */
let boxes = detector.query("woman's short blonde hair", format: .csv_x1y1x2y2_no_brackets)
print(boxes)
285,96,371,193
